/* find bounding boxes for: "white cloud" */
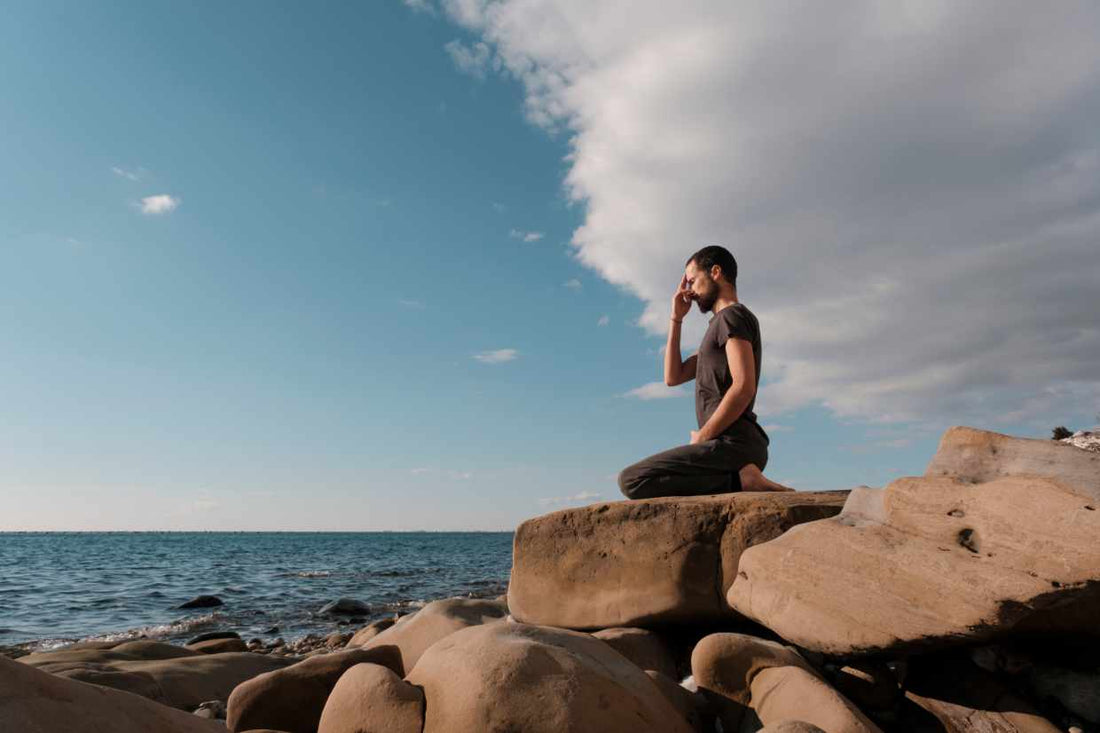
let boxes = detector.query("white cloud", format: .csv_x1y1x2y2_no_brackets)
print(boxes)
409,467,432,474
597,314,610,326
111,166,143,181
509,228,544,242
473,348,518,364
538,490,602,507
399,299,427,309
563,278,581,290
445,39,497,80
440,1,1100,429
140,194,180,215
491,202,507,213
623,381,688,400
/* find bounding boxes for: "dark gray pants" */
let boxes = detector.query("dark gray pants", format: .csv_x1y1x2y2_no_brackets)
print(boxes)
618,432,768,500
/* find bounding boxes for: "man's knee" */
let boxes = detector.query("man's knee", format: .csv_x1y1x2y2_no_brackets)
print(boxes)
618,466,646,500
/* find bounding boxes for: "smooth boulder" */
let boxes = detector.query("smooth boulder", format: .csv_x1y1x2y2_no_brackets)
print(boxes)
19,640,291,710
226,646,403,733
591,627,678,678
691,633,880,733
345,617,397,648
0,654,225,733
728,470,1100,654
362,597,508,675
406,622,695,733
318,662,424,733
509,491,847,629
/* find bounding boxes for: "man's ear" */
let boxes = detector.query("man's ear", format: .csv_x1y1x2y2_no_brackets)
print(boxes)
711,264,723,282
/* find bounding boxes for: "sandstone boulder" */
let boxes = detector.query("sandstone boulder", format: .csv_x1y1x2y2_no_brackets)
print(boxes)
591,627,678,678
691,633,879,733
226,646,402,733
362,596,508,674
406,622,695,733
345,616,397,648
509,491,847,629
728,470,1100,654
758,723,827,733
188,637,248,654
318,662,424,733
20,640,291,710
0,654,224,733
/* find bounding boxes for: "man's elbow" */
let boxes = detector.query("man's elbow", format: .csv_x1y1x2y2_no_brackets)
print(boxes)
664,374,680,387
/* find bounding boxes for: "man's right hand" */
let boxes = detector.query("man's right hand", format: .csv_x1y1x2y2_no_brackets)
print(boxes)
671,274,693,321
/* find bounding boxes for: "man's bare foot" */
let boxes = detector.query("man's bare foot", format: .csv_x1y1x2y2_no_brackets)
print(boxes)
739,464,795,492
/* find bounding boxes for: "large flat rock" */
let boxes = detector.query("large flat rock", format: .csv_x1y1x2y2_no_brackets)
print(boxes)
0,654,225,733
728,428,1100,655
508,491,847,629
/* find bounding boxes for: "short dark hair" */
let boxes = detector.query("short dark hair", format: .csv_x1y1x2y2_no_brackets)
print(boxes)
686,245,737,287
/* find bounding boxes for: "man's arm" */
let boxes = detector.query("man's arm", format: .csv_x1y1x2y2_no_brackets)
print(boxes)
664,319,698,386
696,338,755,440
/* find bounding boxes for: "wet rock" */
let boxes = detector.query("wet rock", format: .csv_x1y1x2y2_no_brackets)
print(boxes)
1,654,225,732
509,491,847,629
187,631,241,645
318,662,424,733
179,595,224,610
226,646,403,733
405,622,694,733
319,598,371,616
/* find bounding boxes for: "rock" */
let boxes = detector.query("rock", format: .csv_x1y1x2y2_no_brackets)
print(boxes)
509,491,848,629
318,662,424,733
758,723,827,733
0,654,225,733
729,452,1100,654
324,631,352,648
179,595,224,609
187,631,241,645
830,661,900,712
644,670,707,732
405,622,695,733
345,616,397,648
927,425,1100,500
592,627,678,679
19,641,292,710
188,637,248,654
319,598,371,616
362,597,508,675
226,646,403,733
193,700,227,720
691,633,880,733
1062,430,1100,453
902,653,1062,732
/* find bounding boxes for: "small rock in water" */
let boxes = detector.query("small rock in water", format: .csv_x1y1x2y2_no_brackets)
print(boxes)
262,626,280,634
320,598,371,616
186,630,240,645
178,594,223,609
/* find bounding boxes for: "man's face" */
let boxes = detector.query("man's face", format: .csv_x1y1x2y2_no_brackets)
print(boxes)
685,262,719,313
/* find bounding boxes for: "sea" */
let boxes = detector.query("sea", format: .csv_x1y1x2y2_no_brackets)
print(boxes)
0,532,513,651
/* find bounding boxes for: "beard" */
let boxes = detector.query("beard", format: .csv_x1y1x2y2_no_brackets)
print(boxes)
695,287,718,313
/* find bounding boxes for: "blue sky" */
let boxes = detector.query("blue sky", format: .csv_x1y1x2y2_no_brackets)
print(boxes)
3,1,1098,530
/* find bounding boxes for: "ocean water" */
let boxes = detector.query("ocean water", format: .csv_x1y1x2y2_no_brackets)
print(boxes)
0,532,513,650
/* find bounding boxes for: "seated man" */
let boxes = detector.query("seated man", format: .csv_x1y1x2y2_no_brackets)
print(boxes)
619,245,792,499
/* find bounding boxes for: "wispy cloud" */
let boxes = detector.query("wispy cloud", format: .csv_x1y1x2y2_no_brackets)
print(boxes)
140,194,180,215
623,382,687,400
111,166,145,181
445,39,496,80
403,0,436,14
538,491,602,507
563,278,582,290
491,202,507,213
409,467,432,475
509,228,544,243
473,348,518,364
597,314,610,326
398,299,426,309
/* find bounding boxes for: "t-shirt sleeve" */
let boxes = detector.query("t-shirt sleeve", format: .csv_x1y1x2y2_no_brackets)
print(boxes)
715,308,752,346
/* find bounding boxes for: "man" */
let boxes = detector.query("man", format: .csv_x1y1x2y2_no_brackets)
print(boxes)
618,245,793,498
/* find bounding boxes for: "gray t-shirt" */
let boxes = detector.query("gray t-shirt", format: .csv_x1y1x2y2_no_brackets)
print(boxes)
695,303,767,442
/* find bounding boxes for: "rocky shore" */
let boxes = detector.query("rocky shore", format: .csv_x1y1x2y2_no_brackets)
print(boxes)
3,426,1099,732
